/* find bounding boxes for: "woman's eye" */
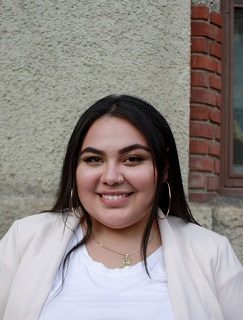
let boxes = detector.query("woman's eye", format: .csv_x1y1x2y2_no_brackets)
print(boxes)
83,156,102,164
125,156,144,163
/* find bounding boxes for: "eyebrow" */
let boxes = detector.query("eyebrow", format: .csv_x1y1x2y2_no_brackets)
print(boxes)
80,144,151,156
80,147,105,156
118,144,151,154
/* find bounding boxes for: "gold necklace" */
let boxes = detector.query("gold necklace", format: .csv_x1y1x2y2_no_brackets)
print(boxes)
92,231,158,267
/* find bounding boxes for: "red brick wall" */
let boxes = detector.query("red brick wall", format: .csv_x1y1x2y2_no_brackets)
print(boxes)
189,6,222,202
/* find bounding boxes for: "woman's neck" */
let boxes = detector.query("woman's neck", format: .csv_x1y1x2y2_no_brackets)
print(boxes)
82,218,161,269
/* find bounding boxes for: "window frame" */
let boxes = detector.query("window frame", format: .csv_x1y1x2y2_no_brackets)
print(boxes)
221,0,243,194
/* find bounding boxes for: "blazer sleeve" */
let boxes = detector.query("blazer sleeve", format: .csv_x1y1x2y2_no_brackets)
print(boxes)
214,236,243,320
0,221,21,319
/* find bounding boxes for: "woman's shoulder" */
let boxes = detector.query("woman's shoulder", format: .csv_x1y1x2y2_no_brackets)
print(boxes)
166,216,242,270
2,212,78,246
15,211,78,234
15,212,65,232
1,212,79,259
167,215,228,247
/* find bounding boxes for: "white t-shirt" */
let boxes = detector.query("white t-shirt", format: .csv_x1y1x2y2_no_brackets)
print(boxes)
39,226,174,320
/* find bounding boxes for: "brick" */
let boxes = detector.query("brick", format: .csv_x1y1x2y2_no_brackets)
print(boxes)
215,126,221,140
190,139,209,154
209,108,221,124
210,42,222,59
190,122,215,139
215,160,220,174
216,94,221,107
189,173,207,189
210,74,221,90
191,21,218,39
216,61,222,75
189,192,215,203
207,176,219,191
191,55,217,72
191,6,209,20
217,29,222,43
189,156,214,172
191,71,209,87
190,105,209,120
209,141,221,156
191,38,209,53
191,87,217,106
210,12,222,27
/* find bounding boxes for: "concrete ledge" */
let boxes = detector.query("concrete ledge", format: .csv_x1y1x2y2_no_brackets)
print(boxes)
190,199,243,265
213,206,243,264
190,203,213,230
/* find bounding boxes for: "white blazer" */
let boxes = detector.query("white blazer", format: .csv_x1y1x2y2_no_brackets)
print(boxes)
0,210,242,320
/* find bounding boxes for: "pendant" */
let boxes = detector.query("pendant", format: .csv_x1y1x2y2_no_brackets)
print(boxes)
121,253,132,267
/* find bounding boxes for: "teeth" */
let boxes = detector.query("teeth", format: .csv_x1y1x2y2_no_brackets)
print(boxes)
102,194,127,200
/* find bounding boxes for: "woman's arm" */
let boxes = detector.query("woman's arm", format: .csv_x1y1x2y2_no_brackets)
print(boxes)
0,221,21,319
214,237,243,320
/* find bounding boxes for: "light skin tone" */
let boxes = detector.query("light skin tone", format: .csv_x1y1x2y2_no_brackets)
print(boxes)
76,116,162,268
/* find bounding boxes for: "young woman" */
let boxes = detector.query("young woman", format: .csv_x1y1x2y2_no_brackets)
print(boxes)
0,95,242,320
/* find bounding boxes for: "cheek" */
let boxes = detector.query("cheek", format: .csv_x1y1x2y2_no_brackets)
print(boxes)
129,168,157,191
76,167,97,199
76,166,99,184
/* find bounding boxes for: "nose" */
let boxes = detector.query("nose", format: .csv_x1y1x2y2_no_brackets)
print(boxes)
100,162,121,185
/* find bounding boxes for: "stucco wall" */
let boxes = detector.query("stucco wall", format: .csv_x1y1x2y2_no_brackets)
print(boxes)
0,0,191,237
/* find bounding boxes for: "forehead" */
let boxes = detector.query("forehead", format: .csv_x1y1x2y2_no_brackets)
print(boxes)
82,116,149,149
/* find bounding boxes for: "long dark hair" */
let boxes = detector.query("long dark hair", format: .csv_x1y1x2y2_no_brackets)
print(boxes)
52,94,199,274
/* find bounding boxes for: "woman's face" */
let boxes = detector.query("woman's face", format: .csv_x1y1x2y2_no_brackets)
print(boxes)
76,116,157,230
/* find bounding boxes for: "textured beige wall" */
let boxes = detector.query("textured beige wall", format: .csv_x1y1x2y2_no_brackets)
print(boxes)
0,0,191,237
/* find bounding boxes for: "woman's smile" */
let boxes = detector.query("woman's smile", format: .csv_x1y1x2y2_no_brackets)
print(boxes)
99,193,130,200
98,192,133,207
